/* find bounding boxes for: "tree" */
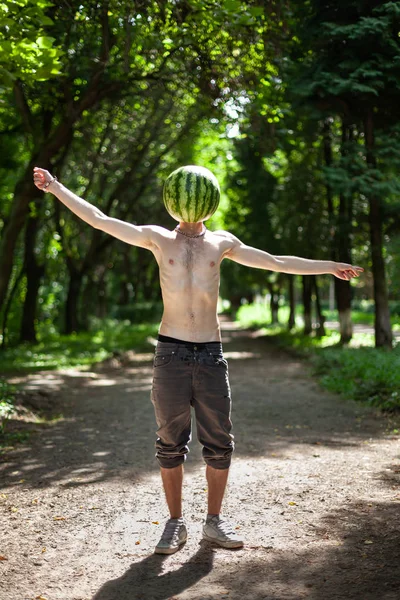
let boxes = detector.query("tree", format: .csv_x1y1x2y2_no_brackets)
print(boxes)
290,0,400,348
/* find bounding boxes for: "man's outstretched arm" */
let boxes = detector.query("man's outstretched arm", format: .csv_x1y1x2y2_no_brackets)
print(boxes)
33,167,163,250
224,233,364,281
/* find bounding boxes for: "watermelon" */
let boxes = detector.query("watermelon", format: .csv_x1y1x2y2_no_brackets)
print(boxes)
163,165,220,223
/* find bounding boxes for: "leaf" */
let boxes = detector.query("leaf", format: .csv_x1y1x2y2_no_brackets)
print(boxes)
364,539,373,544
152,521,159,524
0,556,8,560
36,36,56,49
41,547,46,553
53,516,65,520
135,540,140,545
288,501,297,506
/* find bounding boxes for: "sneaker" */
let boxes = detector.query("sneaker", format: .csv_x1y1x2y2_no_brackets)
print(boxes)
202,515,244,549
154,518,187,554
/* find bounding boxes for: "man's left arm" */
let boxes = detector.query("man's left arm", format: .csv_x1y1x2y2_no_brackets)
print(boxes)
224,234,364,280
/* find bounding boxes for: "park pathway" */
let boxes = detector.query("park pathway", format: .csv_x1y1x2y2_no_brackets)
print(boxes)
1,322,399,600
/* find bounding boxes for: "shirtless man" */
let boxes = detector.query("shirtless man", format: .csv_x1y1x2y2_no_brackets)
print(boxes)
33,166,364,554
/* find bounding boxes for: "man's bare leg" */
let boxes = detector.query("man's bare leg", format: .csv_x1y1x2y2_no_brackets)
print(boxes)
160,465,183,518
206,465,230,515
203,465,243,548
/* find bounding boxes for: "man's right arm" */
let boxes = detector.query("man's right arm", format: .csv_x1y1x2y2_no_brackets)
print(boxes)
33,167,164,250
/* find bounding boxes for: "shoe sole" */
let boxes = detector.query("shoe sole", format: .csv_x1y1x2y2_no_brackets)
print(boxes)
202,533,244,549
154,538,187,555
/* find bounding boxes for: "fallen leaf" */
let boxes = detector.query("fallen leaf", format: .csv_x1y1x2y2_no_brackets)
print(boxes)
235,526,241,530
288,501,297,506
152,521,159,525
364,540,373,544
32,499,38,504
273,569,281,574
41,548,46,553
10,506,18,512
18,479,25,483
53,516,65,521
135,541,140,545
35,596,48,600
0,494,7,499
0,556,8,561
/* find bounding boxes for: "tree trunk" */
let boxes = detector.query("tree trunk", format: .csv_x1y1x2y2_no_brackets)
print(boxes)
64,263,84,334
267,281,280,325
364,109,393,348
334,122,354,343
313,277,326,338
95,269,108,319
287,275,296,331
19,214,45,343
0,162,44,313
0,119,74,315
302,275,313,335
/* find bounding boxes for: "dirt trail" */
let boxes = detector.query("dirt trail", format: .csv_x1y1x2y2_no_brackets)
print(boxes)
1,322,399,600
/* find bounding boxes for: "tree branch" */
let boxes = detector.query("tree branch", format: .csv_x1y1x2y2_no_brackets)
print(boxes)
13,80,35,135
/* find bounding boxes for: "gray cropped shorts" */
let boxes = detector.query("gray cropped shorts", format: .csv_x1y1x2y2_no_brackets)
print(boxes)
150,340,234,470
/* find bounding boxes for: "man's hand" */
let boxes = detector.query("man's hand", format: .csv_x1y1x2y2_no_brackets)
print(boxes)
33,167,55,192
331,262,364,281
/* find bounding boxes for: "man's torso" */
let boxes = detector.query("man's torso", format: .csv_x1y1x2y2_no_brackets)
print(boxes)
148,228,234,342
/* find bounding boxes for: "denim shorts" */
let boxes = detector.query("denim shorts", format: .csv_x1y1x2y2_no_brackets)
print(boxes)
150,339,234,470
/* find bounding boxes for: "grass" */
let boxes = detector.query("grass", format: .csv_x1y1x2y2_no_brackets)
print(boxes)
0,318,159,373
236,303,400,411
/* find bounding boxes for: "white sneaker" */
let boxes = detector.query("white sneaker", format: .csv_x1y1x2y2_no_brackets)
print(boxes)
202,515,244,548
154,518,187,554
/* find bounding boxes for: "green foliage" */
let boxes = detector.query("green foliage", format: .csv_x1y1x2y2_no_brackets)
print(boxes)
0,319,159,372
0,0,63,86
0,378,16,430
312,345,400,411
235,302,400,410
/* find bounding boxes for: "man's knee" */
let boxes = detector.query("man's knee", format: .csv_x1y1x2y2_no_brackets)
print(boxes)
202,437,234,470
155,433,191,469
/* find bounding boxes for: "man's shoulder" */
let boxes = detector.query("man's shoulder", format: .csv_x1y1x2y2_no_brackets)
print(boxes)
145,225,174,239
211,229,237,240
211,230,241,245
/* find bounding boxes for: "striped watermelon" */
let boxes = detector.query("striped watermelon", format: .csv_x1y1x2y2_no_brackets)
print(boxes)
163,165,220,223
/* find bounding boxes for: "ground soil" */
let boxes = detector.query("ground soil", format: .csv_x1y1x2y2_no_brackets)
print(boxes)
1,322,399,600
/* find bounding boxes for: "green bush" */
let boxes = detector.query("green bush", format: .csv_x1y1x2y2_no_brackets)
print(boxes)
236,302,400,411
0,319,159,373
0,379,16,433
110,302,163,323
311,346,400,411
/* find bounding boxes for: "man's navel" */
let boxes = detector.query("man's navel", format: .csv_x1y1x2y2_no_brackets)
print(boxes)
169,258,174,265
210,261,215,267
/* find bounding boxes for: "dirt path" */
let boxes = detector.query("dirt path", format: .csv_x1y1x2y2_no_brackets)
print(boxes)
1,323,399,600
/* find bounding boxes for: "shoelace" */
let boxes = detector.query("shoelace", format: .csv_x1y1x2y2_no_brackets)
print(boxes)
160,520,183,543
209,517,236,536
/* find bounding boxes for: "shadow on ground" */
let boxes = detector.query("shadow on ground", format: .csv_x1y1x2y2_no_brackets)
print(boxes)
92,501,400,600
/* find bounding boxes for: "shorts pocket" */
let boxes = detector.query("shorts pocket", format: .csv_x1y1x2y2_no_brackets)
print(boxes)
205,353,228,368
154,352,175,368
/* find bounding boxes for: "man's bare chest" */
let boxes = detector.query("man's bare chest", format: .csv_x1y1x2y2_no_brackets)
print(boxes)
157,237,223,286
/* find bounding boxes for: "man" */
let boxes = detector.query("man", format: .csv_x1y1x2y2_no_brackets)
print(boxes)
33,166,363,554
